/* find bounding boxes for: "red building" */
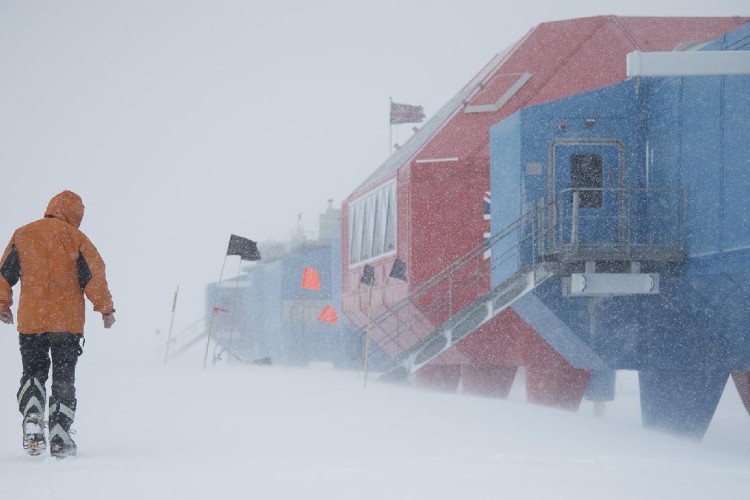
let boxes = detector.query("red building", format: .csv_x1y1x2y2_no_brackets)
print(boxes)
341,16,750,408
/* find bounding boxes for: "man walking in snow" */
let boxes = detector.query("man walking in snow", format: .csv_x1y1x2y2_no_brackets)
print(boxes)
0,190,116,458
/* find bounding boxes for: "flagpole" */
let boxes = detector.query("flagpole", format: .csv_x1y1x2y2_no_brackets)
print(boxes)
203,255,229,368
226,259,243,366
389,96,393,156
363,280,374,388
164,285,179,365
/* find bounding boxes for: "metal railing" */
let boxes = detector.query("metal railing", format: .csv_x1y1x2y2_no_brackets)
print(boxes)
542,188,685,262
353,200,555,361
353,187,686,367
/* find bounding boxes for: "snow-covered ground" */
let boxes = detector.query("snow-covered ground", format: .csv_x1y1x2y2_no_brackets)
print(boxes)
0,331,748,500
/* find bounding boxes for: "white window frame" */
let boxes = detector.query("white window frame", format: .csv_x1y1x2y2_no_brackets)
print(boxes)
348,181,397,265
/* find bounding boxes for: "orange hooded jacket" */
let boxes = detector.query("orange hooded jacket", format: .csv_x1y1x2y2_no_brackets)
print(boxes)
0,191,114,335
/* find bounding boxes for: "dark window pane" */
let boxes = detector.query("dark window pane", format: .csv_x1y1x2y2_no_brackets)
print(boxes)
571,154,602,208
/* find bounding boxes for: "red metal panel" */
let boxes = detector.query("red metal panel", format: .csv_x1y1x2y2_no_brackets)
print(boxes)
616,16,750,51
457,309,530,367
731,371,750,415
526,361,591,411
414,364,462,392
461,365,518,398
409,157,488,295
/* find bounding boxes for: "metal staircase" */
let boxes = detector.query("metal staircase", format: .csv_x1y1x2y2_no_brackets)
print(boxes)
362,187,685,382
378,264,551,381
356,201,555,382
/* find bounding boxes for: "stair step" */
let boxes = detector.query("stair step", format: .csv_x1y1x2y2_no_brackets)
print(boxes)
378,266,551,381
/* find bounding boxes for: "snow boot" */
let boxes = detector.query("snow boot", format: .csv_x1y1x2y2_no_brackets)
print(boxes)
48,399,77,458
22,413,46,456
17,377,47,456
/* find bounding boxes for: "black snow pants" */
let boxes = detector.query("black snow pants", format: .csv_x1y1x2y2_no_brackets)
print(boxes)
17,333,83,421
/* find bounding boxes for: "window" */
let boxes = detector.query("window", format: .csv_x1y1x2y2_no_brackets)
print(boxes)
571,154,602,208
349,182,397,264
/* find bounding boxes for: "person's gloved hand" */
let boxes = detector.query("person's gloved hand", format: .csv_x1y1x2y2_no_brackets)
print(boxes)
102,312,116,329
0,309,14,325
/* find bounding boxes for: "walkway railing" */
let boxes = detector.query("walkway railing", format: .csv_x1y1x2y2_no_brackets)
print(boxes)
354,187,686,376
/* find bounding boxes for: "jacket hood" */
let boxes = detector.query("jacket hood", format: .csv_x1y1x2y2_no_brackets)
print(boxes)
44,190,85,228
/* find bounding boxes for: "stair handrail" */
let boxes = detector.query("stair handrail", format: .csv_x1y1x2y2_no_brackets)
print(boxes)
352,199,556,354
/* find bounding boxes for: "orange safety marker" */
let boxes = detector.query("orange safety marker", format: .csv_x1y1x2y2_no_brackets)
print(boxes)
301,266,321,290
318,305,338,324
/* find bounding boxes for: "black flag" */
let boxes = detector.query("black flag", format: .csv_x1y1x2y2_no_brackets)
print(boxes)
360,264,375,286
389,258,407,282
226,234,261,261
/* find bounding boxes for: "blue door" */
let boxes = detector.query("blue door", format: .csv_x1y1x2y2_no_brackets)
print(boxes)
551,141,623,246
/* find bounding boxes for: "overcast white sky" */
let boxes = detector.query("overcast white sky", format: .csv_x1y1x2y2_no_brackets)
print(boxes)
0,1,748,355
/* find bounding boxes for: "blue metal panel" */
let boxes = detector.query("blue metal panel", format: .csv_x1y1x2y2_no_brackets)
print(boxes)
639,368,728,438
279,247,331,301
512,281,608,370
721,74,750,265
639,79,681,188
521,266,750,372
279,247,338,364
585,369,616,401
261,263,283,357
680,76,724,264
702,21,750,51
264,262,285,362
489,112,522,285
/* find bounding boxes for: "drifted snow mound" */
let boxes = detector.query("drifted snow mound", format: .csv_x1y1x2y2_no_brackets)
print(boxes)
0,339,748,500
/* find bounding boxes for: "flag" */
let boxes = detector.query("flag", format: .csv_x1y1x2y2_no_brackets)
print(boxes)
360,264,375,286
318,305,338,324
389,258,407,282
301,266,321,290
213,306,229,314
226,234,261,261
390,101,425,125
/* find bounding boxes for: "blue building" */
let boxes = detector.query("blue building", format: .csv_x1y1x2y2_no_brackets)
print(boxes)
489,23,750,436
205,202,376,368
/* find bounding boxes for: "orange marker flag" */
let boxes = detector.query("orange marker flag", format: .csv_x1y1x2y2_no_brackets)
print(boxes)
318,305,338,324
301,266,321,290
